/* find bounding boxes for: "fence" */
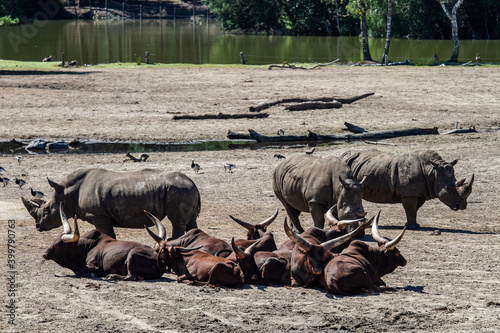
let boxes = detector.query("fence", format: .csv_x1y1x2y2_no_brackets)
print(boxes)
60,0,211,20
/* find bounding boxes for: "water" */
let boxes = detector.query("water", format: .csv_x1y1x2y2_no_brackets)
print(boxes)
1,20,499,65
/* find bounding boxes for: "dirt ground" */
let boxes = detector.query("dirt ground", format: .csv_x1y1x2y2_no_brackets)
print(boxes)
0,65,499,332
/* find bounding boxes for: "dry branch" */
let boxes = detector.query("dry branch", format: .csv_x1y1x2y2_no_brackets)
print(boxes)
268,59,339,70
344,122,368,133
285,101,342,111
173,113,269,120
249,92,374,112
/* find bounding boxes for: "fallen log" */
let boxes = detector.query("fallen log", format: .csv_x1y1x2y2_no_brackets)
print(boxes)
173,113,269,120
227,127,439,142
285,101,342,111
441,126,477,135
249,92,374,112
344,122,368,133
268,59,339,70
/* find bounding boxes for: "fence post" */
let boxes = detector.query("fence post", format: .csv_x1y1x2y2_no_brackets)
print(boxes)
240,52,246,65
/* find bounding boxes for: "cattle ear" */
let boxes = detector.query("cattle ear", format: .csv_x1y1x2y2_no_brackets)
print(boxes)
47,178,64,193
450,159,458,166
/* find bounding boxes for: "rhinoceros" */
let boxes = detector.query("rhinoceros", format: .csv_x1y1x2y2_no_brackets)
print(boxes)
272,155,366,233
22,168,201,239
341,149,474,229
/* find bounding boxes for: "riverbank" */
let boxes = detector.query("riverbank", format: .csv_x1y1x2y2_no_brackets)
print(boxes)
0,65,499,332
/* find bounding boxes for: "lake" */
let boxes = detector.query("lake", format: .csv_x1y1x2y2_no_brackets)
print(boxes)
1,19,499,65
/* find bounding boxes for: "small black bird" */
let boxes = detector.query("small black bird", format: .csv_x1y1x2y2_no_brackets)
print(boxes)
125,152,149,162
433,53,439,62
0,177,10,186
0,166,5,173
305,147,316,155
476,53,481,64
224,163,236,173
277,129,286,136
15,155,24,165
14,177,27,188
274,154,286,160
191,159,201,173
31,188,46,199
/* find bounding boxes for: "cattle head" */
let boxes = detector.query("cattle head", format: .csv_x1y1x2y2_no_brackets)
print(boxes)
42,203,82,273
229,209,278,240
22,178,67,231
230,238,261,282
429,159,469,211
336,176,366,223
324,204,368,238
370,211,407,276
144,210,167,252
285,217,366,287
144,215,197,277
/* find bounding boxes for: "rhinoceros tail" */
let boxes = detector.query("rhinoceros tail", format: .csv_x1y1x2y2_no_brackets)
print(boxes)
188,193,201,230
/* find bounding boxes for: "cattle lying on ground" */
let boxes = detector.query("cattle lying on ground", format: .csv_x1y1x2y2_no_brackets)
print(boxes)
22,168,201,239
341,149,474,229
43,204,163,281
319,211,407,295
273,154,366,233
285,216,373,288
229,209,279,252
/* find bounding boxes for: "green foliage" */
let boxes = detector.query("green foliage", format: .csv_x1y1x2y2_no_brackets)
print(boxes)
0,15,19,26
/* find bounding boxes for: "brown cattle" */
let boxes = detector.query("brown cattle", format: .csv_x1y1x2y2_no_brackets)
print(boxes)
229,209,279,252
319,211,407,295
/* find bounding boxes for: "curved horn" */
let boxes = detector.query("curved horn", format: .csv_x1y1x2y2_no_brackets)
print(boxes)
244,239,262,255
359,214,375,230
385,227,406,251
229,215,255,231
145,225,164,244
458,174,474,199
259,208,279,229
322,224,362,252
370,211,387,244
456,178,465,187
231,238,246,260
144,210,166,240
284,218,312,252
60,203,80,243
337,217,366,231
325,205,338,225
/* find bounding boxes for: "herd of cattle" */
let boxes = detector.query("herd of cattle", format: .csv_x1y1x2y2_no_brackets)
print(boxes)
22,149,474,295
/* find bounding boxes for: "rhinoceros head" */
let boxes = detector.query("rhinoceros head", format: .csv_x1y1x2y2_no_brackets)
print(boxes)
430,159,468,211
21,178,66,231
336,176,367,223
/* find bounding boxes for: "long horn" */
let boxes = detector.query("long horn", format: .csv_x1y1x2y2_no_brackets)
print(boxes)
325,205,338,225
284,218,312,252
144,210,166,240
229,215,255,231
385,227,406,251
231,238,246,260
259,208,279,229
456,178,465,187
359,214,375,230
244,239,262,255
145,225,164,244
21,197,39,218
458,174,474,199
322,224,362,252
337,217,367,231
370,211,387,244
60,203,79,243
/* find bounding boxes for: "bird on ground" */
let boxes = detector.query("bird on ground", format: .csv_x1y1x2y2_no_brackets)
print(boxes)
30,188,46,199
1,177,10,186
14,177,27,188
0,166,5,173
433,53,439,62
277,129,286,136
124,152,149,162
15,155,24,165
224,163,236,173
191,159,201,173
274,154,286,160
305,147,316,155
476,53,481,64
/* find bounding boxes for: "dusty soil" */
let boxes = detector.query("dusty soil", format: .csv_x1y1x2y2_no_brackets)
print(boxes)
0,65,499,332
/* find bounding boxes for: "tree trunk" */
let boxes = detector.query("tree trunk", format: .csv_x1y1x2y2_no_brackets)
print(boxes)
438,0,465,62
382,0,393,65
359,1,373,62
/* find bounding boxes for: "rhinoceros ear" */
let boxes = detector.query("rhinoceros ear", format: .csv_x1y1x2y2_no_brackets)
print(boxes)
47,177,64,193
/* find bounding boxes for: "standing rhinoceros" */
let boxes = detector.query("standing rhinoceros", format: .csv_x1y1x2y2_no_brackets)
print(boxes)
22,168,201,239
272,155,366,233
341,149,474,229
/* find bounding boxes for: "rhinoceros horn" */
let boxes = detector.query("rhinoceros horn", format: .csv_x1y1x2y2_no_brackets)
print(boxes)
457,174,474,200
60,203,80,243
284,218,312,252
21,197,40,219
371,210,405,251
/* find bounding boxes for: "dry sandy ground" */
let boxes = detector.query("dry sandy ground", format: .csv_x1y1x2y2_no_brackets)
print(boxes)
0,65,499,332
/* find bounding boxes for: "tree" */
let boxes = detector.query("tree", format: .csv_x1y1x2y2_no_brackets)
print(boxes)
381,0,393,64
343,0,373,62
437,0,465,62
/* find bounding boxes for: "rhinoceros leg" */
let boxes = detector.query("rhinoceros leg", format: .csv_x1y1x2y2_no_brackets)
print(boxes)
283,204,304,234
309,203,327,229
401,197,420,230
92,216,116,239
